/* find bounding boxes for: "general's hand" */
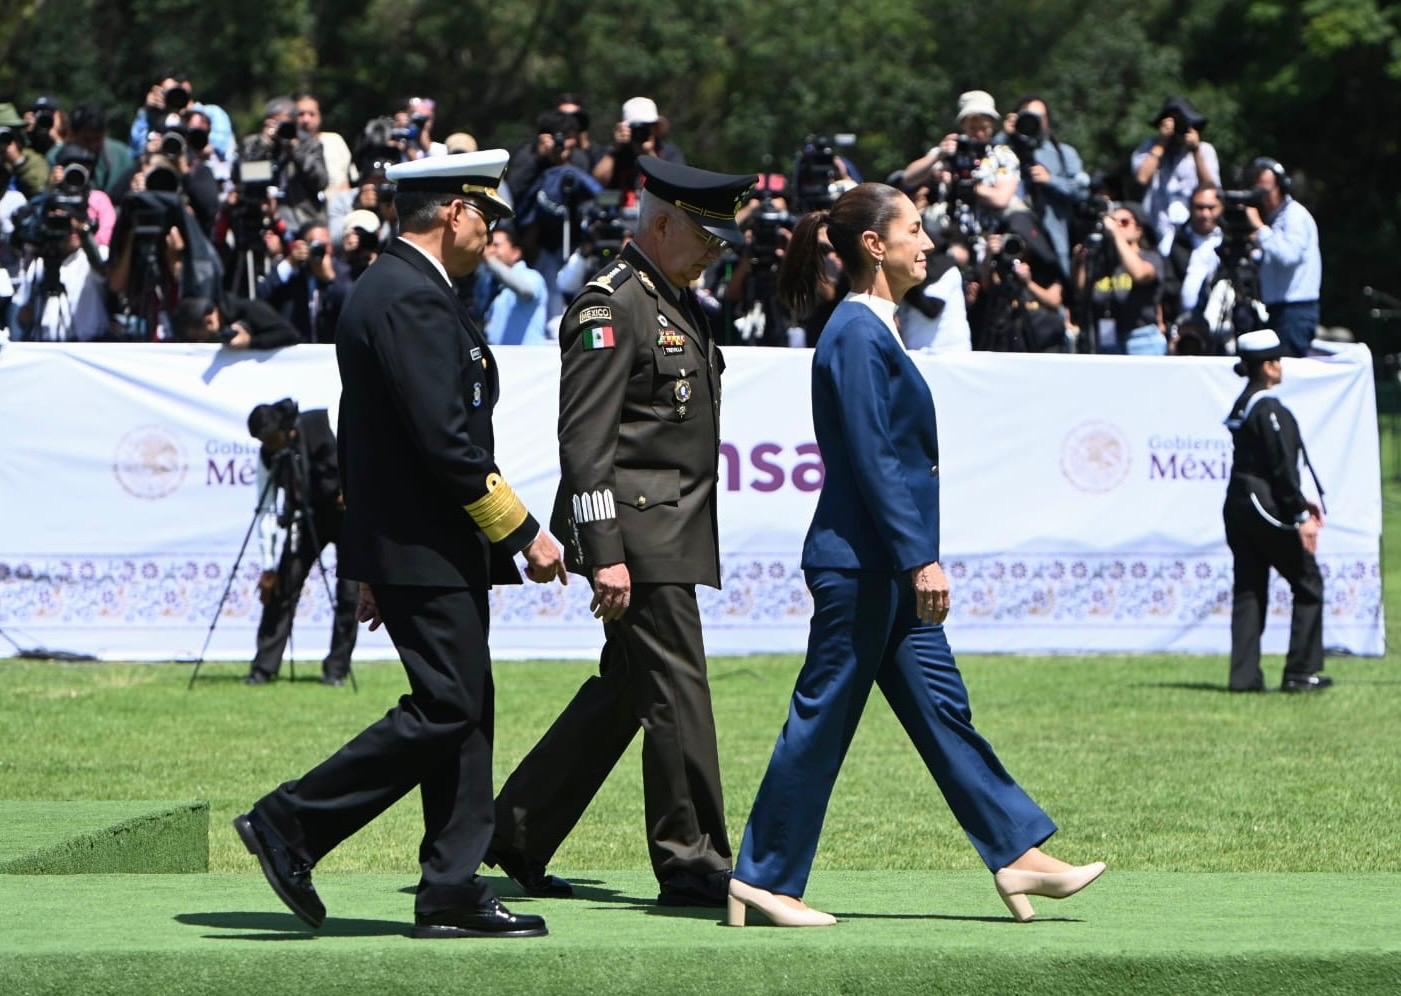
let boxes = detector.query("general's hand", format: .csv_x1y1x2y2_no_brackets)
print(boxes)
257,570,278,605
911,561,951,625
357,583,382,631
591,562,631,622
524,529,568,585
1299,518,1320,555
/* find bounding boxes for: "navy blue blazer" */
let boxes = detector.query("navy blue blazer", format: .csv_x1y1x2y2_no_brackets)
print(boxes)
802,299,941,573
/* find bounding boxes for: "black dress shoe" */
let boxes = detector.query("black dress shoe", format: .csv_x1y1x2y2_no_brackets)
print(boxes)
1282,673,1334,693
657,869,732,908
233,811,325,928
413,897,548,938
244,671,274,686
484,847,574,898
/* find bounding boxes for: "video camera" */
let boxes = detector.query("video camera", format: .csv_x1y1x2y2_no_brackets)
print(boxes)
12,164,91,256
579,191,630,267
743,197,794,269
794,133,856,213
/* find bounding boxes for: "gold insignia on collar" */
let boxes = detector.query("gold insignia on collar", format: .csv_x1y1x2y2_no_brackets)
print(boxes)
636,270,656,293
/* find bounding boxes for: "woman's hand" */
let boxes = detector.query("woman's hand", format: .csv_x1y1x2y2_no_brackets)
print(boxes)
1299,518,1321,555
911,561,951,625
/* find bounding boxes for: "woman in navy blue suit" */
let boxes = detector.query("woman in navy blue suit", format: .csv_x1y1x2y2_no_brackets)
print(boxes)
727,184,1104,927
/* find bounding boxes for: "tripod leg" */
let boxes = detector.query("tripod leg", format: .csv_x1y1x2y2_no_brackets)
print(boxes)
189,470,280,689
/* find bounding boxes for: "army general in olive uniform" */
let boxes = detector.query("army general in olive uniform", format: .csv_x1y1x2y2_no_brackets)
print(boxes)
490,157,756,908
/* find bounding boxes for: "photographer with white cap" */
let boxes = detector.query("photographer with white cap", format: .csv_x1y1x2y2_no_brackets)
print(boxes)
592,96,686,199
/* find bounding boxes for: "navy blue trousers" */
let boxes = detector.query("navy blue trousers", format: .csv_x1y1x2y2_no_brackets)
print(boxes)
1266,300,1318,358
735,569,1056,897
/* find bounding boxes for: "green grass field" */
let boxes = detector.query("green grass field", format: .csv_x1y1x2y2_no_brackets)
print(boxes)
3,414,1400,993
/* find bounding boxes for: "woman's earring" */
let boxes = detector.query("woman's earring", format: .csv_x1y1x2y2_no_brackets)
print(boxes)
874,256,884,271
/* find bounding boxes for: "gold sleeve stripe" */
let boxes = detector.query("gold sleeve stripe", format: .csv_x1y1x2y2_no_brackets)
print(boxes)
464,473,529,543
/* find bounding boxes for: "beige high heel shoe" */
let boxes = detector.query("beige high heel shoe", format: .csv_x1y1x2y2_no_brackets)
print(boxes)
727,878,837,927
993,862,1107,922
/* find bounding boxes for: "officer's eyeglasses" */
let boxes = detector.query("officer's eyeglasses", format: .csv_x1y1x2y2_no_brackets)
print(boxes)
681,212,727,252
457,198,499,232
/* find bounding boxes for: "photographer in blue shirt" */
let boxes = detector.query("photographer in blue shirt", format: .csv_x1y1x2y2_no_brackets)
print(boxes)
1243,158,1321,357
482,223,548,345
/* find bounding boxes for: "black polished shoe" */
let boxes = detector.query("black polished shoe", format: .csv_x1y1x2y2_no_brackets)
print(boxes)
1282,673,1334,693
243,671,274,686
657,869,732,908
233,811,325,928
484,847,574,898
413,897,548,938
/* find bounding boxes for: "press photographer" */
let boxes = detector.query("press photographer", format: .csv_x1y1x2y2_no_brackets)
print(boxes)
1132,96,1220,244
257,221,351,343
1072,202,1167,355
997,96,1086,280
128,70,234,163
48,145,114,246
171,295,300,349
0,103,50,199
1164,184,1223,329
971,222,1066,353
481,222,548,345
244,399,358,686
64,103,135,197
723,175,799,344
7,163,108,341
903,91,1027,252
1242,158,1320,357
239,96,330,227
592,96,686,199
109,154,223,338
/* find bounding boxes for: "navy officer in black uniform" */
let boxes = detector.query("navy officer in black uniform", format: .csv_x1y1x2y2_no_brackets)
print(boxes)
234,150,568,938
1224,329,1329,692
489,157,756,908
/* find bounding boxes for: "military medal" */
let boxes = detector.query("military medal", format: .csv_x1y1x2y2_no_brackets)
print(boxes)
473,382,483,407
673,378,692,403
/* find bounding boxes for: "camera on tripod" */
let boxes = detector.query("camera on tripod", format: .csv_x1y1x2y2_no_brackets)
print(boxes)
743,196,794,269
579,191,630,268
12,164,90,256
1219,187,1266,240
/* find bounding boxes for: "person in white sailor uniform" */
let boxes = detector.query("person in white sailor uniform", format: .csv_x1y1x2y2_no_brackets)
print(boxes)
1223,329,1329,692
234,150,569,939
488,156,757,909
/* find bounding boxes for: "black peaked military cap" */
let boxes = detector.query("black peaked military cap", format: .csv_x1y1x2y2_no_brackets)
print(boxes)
639,156,756,247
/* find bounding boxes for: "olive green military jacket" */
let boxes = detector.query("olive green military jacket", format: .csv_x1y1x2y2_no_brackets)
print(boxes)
551,242,724,588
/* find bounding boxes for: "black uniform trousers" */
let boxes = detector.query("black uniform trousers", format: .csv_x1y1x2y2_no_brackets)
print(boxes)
255,584,497,914
493,582,731,882
251,525,358,680
1225,504,1325,690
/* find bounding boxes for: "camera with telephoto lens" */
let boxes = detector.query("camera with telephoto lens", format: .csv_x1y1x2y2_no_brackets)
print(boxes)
159,128,187,160
794,133,856,213
308,239,327,261
743,196,794,269
990,232,1027,282
163,85,190,112
579,191,629,268
13,164,91,255
1007,111,1044,167
275,119,298,143
1219,187,1266,237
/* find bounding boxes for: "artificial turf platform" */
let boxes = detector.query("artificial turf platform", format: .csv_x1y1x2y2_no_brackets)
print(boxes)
2,870,1397,995
0,801,208,874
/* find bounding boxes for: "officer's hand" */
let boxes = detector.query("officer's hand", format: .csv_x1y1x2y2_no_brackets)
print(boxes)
524,529,568,585
911,561,951,625
357,583,383,631
257,570,278,605
1299,518,1320,555
591,562,631,622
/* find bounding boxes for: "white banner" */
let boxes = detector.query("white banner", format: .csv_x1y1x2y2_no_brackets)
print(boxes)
0,341,1382,662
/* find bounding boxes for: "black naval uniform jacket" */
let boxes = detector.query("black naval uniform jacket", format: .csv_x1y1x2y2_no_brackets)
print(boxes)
1223,385,1323,530
336,239,539,590
552,243,724,588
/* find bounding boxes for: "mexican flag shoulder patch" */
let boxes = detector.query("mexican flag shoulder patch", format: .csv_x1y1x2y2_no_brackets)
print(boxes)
581,324,616,350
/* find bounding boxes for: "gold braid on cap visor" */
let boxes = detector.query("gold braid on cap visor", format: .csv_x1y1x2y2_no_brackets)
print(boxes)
464,473,528,542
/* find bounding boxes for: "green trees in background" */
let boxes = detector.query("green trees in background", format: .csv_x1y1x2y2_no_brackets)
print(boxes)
3,0,1397,332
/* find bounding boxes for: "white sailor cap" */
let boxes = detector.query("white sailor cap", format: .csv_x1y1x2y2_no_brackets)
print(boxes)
387,149,513,220
1237,329,1286,360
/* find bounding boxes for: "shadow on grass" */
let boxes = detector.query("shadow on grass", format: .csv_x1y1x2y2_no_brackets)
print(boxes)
834,911,1083,924
1129,681,1246,694
176,911,410,939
